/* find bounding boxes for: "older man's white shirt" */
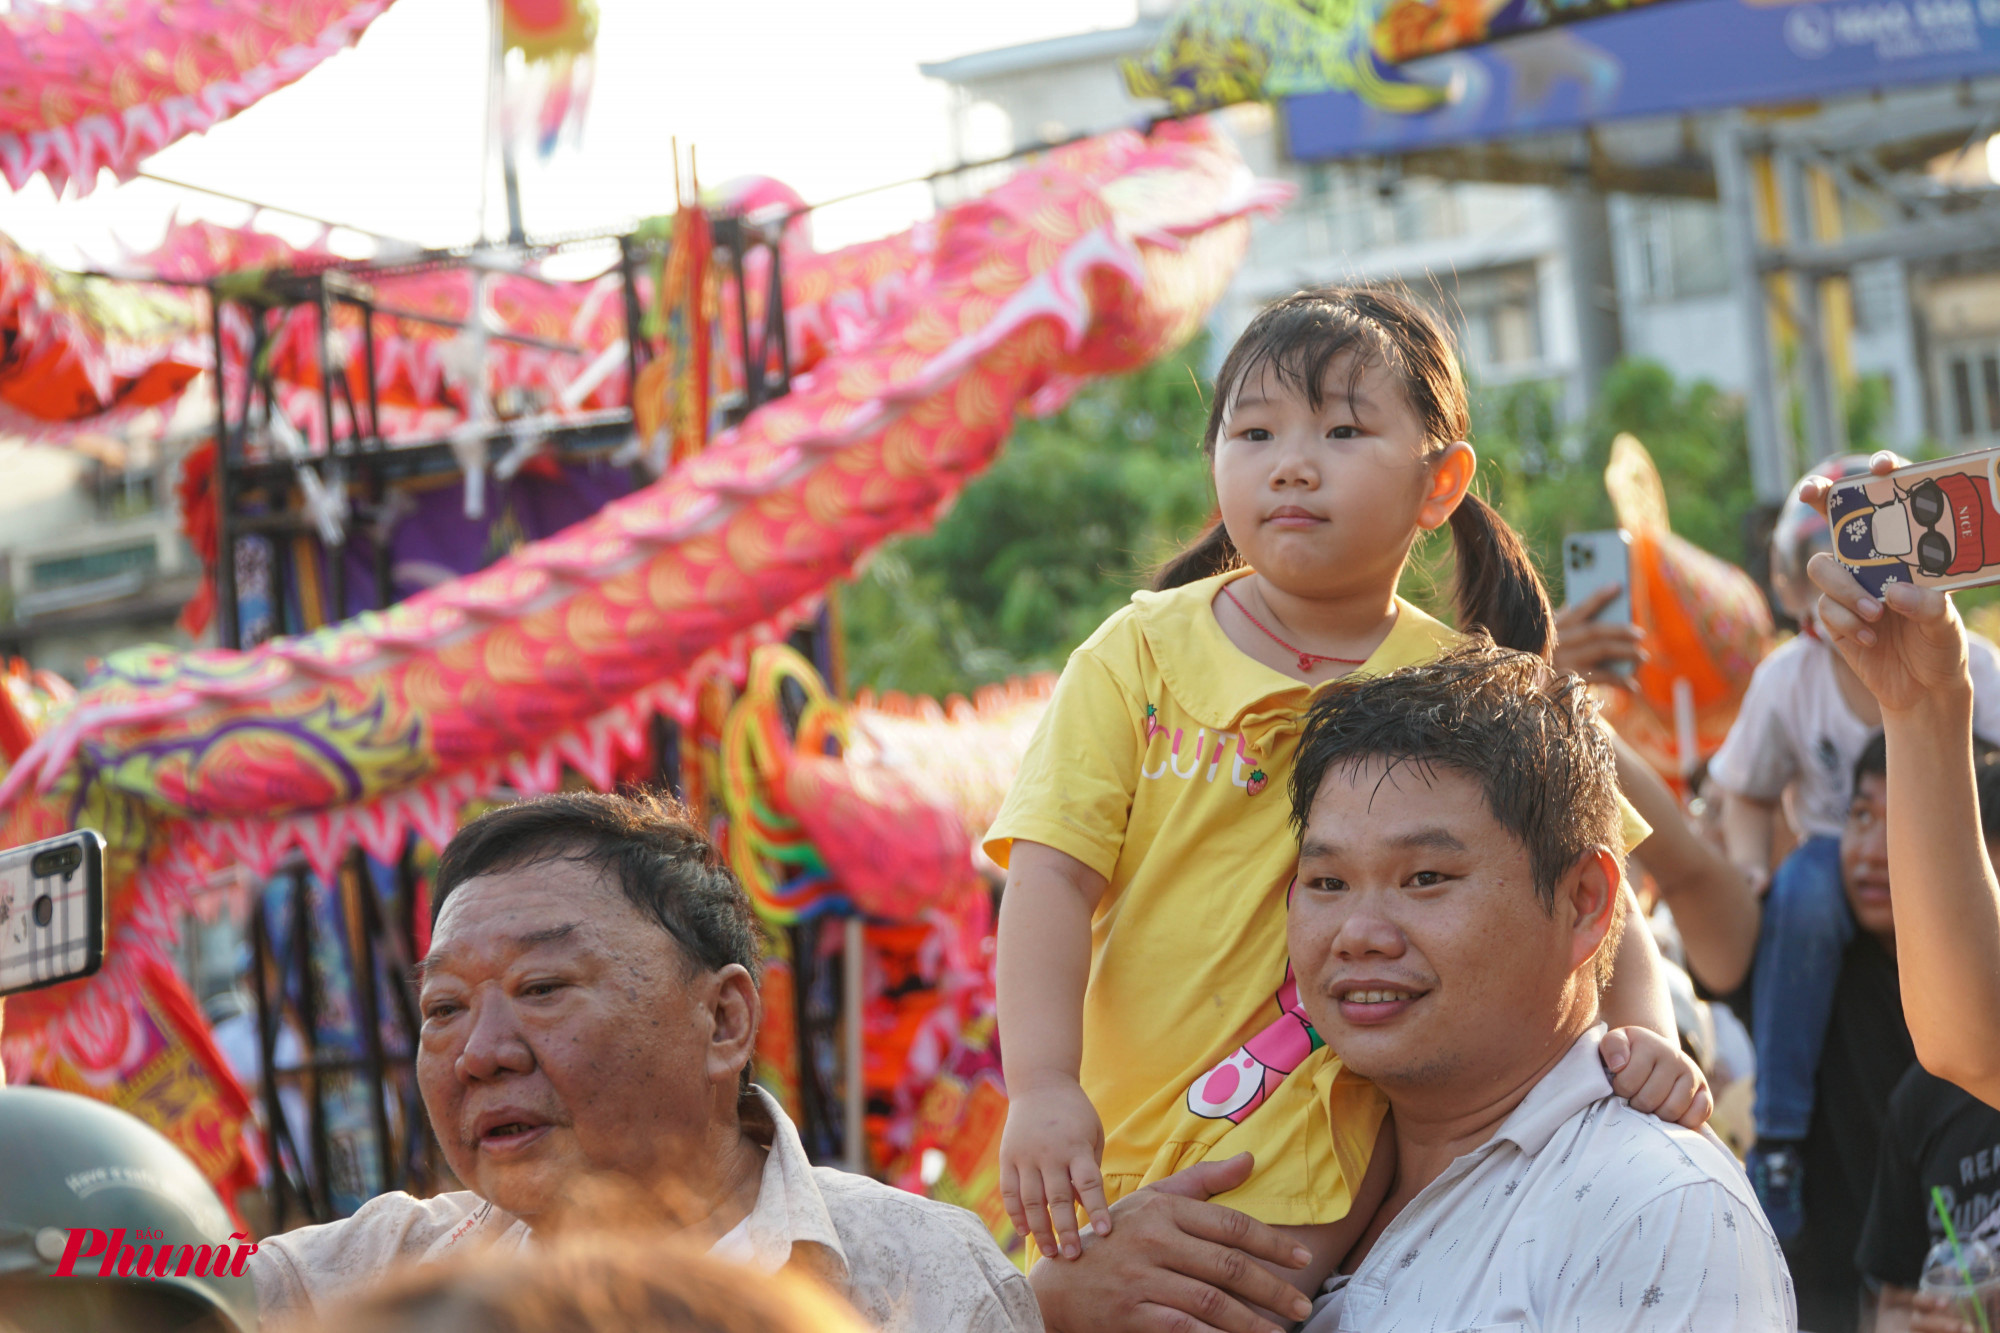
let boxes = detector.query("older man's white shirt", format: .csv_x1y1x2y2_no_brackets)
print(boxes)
251,1086,1040,1332
1304,1026,1795,1333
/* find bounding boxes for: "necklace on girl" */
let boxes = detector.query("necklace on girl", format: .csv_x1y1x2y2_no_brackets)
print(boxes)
1221,583,1369,672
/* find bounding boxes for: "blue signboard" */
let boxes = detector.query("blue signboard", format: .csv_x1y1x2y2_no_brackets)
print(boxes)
1284,0,2000,160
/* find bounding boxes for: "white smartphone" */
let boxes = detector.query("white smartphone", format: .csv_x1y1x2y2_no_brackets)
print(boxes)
0,829,104,997
1562,529,1635,679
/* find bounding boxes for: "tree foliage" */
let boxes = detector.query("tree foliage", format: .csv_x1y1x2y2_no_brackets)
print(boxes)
843,352,1770,697
1466,359,1759,607
840,338,1217,697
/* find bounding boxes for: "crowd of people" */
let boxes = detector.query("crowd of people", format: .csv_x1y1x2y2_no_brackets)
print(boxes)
6,285,2000,1333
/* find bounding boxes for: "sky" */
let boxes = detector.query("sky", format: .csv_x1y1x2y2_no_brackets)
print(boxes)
0,0,1140,272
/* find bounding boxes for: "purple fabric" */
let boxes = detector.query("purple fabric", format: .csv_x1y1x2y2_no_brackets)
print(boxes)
322,460,635,619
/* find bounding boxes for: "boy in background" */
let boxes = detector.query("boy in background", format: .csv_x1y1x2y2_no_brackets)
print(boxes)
1857,755,2000,1333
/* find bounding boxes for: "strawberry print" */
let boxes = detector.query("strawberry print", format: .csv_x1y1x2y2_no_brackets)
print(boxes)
1246,768,1268,796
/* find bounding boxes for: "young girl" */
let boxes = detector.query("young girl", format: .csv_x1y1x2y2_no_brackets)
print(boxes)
986,288,1702,1298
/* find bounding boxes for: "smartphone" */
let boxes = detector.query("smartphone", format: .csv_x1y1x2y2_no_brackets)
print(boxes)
1827,447,2000,598
1563,529,1635,679
0,830,104,997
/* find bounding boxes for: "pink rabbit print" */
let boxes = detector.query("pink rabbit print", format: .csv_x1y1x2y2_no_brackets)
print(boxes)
1184,962,1323,1122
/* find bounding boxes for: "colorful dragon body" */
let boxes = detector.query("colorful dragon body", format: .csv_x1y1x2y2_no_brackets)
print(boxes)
0,229,204,427
0,121,1282,1130
1123,0,1449,117
66,168,1037,451
0,0,401,197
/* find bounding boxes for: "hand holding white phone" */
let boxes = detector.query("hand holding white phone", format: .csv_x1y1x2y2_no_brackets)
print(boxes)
0,830,104,998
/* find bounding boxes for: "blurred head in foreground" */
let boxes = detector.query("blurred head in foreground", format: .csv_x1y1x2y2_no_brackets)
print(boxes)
0,1086,256,1333
315,1234,872,1333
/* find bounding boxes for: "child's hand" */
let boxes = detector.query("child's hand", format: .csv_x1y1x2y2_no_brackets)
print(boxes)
998,1078,1112,1260
1601,1026,1713,1129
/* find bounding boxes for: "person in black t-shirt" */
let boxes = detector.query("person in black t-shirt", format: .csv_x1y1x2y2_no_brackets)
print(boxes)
1729,733,1915,1333
1856,757,2000,1333
1861,1068,2000,1332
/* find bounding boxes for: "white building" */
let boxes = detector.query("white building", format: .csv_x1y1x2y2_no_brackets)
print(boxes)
920,14,1932,452
0,426,204,679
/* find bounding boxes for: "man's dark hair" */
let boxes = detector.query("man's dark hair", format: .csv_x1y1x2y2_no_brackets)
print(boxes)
432,792,766,1093
1853,733,1888,795
1853,732,2000,838
1290,640,1623,913
1979,754,2000,842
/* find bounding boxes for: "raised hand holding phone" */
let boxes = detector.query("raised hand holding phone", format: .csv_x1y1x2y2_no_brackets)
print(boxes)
0,830,105,998
1801,452,2000,1110
1826,447,2000,599
1804,453,1972,714
1558,531,1642,683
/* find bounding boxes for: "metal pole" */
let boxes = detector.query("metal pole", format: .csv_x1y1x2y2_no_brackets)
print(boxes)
290,866,333,1221
209,287,241,650
786,923,824,1158
1776,149,1845,465
728,221,758,415
618,233,649,487
842,914,866,1174
765,227,791,395
360,301,382,445
267,520,293,641
394,838,441,1190
482,0,504,246
315,282,347,623
651,712,683,798
618,234,647,381
250,892,288,1228
1713,116,1794,505
345,848,395,1197
503,142,527,248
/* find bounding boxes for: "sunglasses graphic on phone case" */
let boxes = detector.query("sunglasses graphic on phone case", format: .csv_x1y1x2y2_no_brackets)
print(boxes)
1828,448,2000,598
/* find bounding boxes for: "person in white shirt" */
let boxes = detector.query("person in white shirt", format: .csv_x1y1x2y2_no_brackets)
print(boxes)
1033,642,1795,1332
250,790,1039,1333
1711,461,2000,1241
1285,645,1794,1331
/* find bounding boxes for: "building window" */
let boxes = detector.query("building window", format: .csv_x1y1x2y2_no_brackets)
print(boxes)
1385,178,1462,246
1630,199,1729,303
1940,345,2000,444
30,542,158,591
1448,265,1542,375
1984,356,2000,437
1851,261,1903,335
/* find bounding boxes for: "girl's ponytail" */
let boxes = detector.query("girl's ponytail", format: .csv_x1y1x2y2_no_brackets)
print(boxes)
1446,491,1554,658
1154,516,1242,591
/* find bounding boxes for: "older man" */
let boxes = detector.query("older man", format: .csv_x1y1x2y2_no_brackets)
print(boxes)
251,790,1039,1333
1035,645,1794,1332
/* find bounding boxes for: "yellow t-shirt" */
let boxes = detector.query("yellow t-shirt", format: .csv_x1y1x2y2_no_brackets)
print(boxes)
985,570,1647,1226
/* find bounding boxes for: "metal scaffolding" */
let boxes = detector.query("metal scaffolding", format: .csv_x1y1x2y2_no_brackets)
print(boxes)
207,212,814,1225
1715,95,2000,500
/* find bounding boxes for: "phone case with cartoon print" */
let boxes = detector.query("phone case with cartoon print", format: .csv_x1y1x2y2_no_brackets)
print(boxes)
1827,448,2000,598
